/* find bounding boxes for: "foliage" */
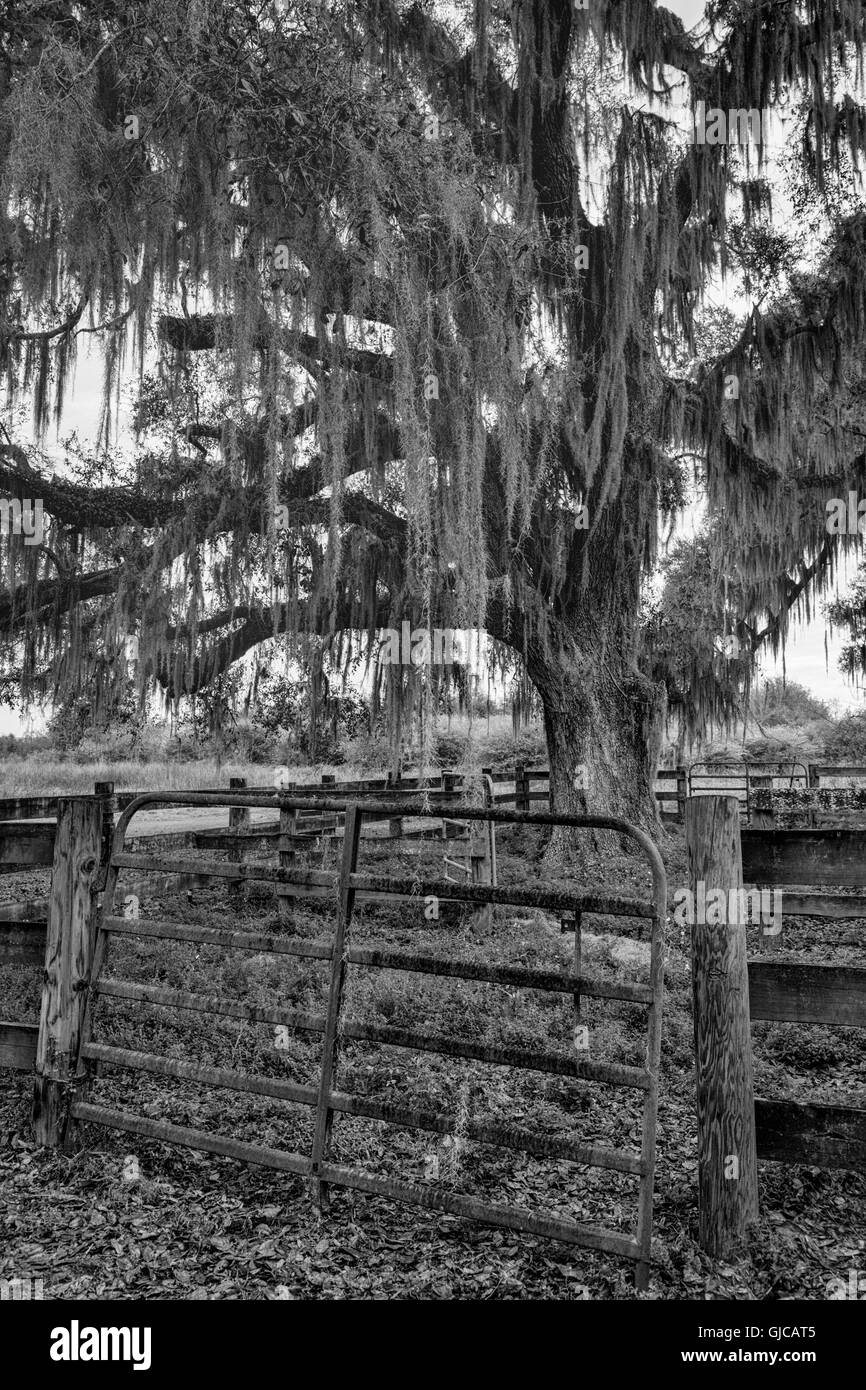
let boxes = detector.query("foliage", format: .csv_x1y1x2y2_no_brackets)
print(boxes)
826,567,866,689
823,708,866,761
3,1,866,808
252,663,370,763
749,678,830,726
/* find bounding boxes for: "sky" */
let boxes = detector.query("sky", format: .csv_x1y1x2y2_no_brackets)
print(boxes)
3,0,864,731
658,0,864,712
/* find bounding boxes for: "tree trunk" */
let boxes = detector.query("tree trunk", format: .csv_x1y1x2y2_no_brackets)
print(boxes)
527,631,666,831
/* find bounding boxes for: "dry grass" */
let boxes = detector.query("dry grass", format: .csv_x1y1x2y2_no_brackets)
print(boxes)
0,754,368,799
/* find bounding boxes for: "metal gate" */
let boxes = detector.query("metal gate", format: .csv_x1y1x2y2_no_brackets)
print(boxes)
69,792,666,1289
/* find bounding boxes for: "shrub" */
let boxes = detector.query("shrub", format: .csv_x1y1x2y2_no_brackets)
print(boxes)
823,709,866,762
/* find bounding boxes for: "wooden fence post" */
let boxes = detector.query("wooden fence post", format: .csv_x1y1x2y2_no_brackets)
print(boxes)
515,763,528,812
319,774,337,855
32,796,103,1147
676,767,687,823
482,770,497,889
278,785,296,922
228,776,248,896
93,780,115,887
685,795,759,1257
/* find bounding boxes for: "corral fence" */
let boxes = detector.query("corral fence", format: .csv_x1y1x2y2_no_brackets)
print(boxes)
18,791,667,1289
686,796,866,1257
7,773,866,1274
497,764,687,823
686,761,808,822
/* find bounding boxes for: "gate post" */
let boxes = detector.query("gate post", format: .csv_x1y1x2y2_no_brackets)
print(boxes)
32,796,103,1147
685,795,759,1256
93,780,115,888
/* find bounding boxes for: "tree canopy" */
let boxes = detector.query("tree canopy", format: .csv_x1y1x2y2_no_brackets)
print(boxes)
3,0,866,815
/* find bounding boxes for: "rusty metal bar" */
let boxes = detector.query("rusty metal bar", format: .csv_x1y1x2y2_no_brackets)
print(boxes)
81,1042,645,1174
339,1019,650,1088
316,1163,640,1260
635,906,665,1290
111,852,333,885
344,945,652,1003
94,978,326,1033
69,1101,310,1175
328,1093,644,1174
109,851,654,918
310,803,362,1210
349,867,655,921
102,916,333,961
67,1097,640,1262
82,1043,318,1105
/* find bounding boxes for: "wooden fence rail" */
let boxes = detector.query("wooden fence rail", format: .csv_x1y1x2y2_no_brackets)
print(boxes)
688,795,866,1258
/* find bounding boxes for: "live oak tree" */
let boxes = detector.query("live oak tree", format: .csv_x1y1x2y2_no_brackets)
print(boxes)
3,0,866,823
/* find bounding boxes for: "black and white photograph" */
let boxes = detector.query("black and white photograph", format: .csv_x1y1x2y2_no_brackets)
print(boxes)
0,0,864,1346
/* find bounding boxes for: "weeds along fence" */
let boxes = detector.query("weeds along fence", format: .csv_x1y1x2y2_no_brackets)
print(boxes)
686,796,866,1258
497,761,853,824
0,771,497,1074
14,789,666,1289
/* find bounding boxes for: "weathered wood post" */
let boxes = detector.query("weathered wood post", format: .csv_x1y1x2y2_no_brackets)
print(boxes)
228,775,248,896
32,796,103,1147
278,781,296,922
319,774,337,860
93,780,115,889
685,795,759,1257
750,771,772,825
481,769,497,889
676,767,688,823
515,763,528,812
750,789,774,831
469,804,493,930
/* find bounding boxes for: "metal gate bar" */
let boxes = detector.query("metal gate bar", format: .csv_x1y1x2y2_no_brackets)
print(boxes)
69,791,666,1290
80,1042,645,1172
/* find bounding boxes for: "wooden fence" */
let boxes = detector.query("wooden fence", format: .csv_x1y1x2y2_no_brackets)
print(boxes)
687,796,866,1258
491,764,687,821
